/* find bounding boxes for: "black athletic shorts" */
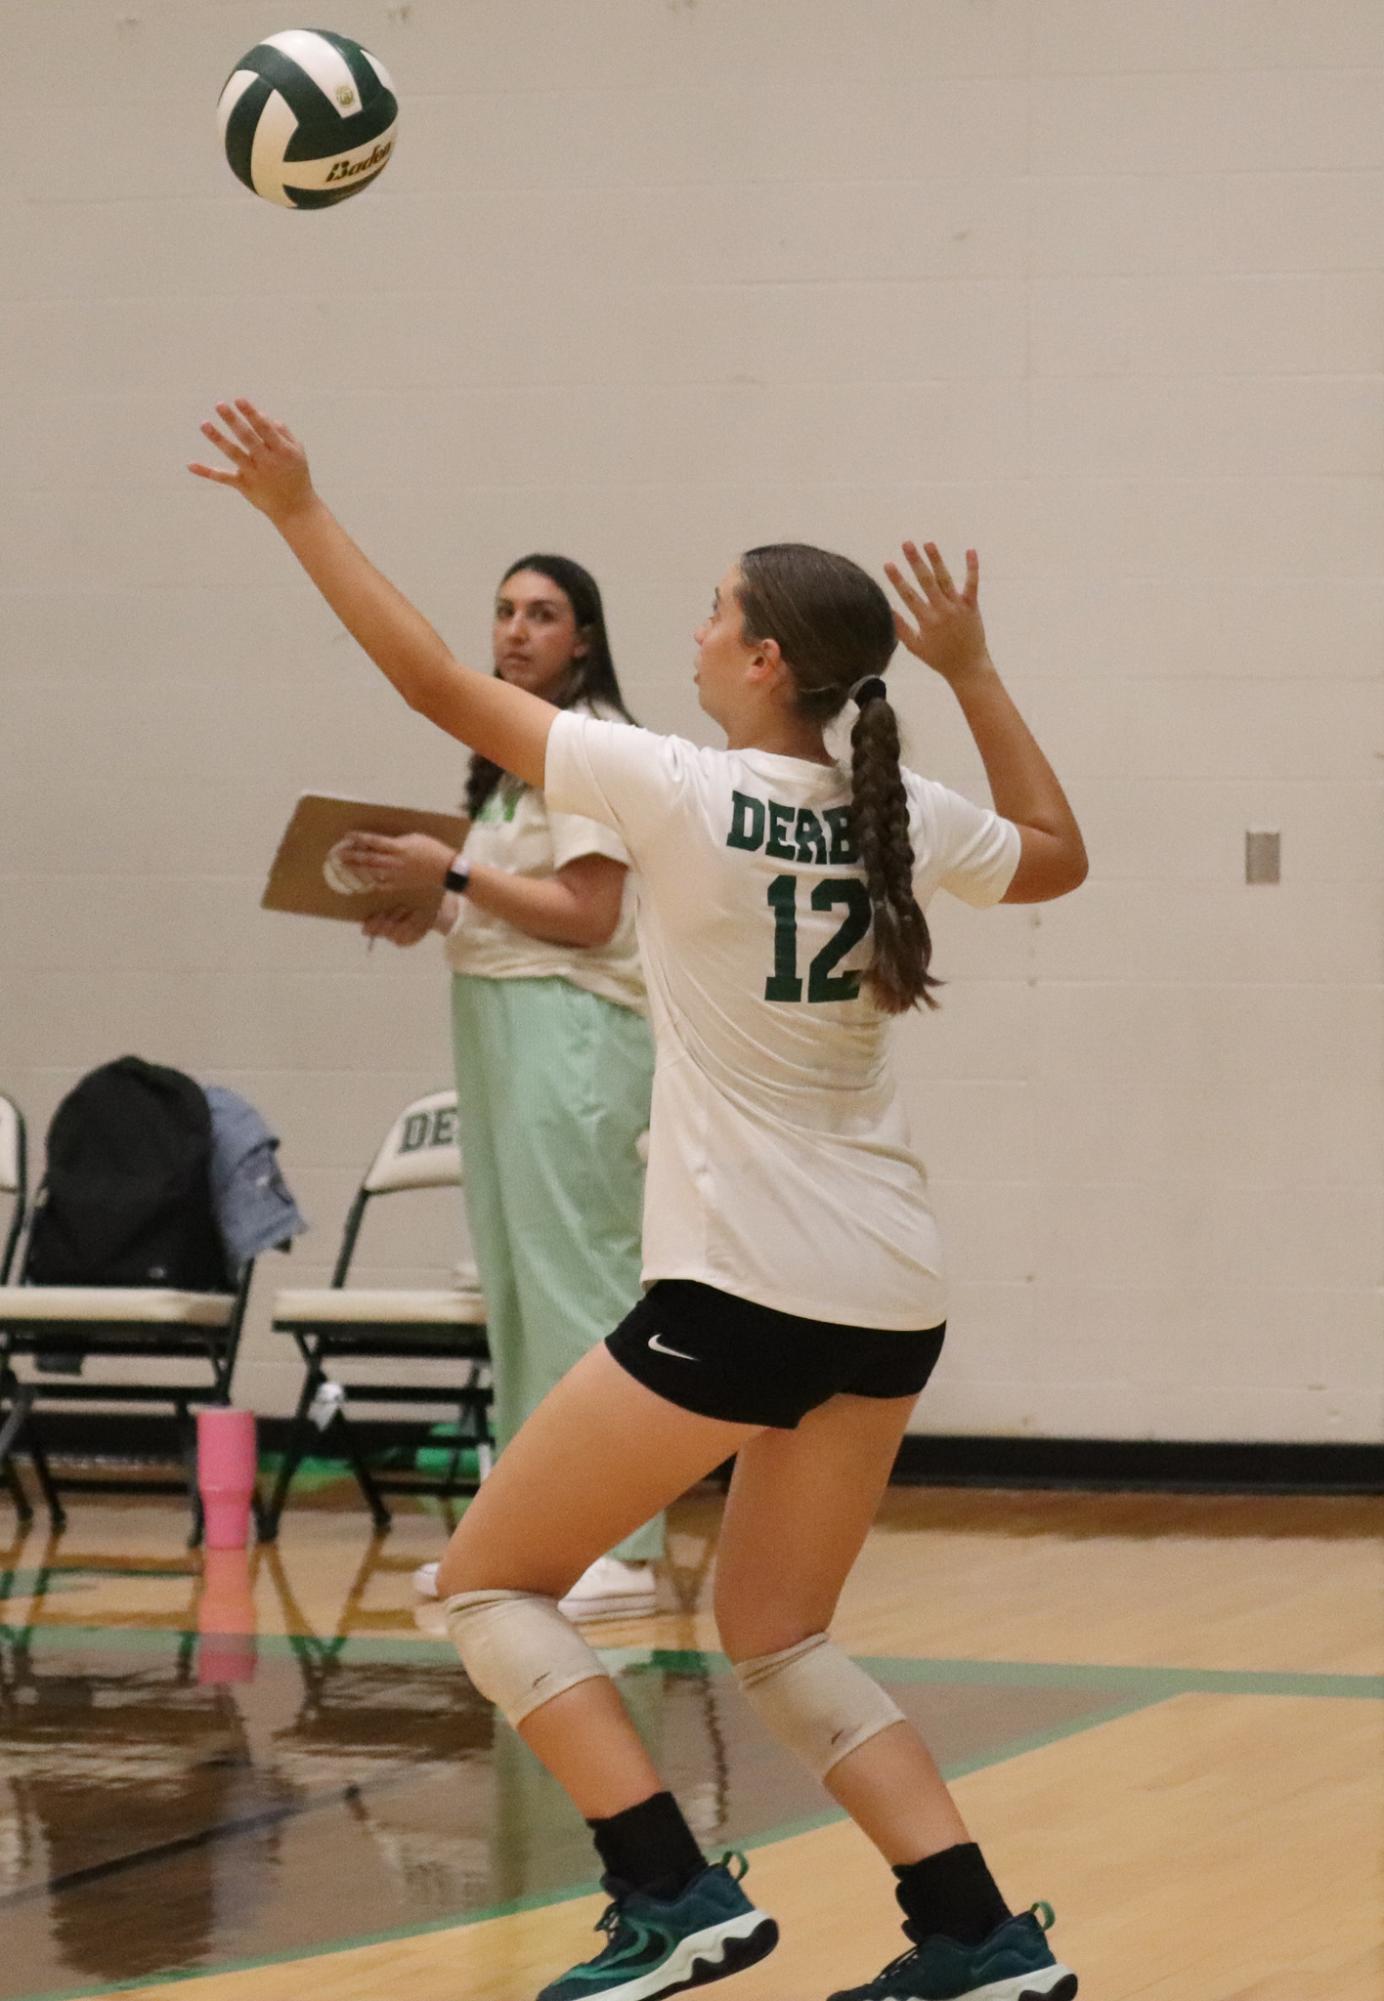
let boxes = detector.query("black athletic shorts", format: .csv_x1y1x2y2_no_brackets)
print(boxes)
606,1278,946,1430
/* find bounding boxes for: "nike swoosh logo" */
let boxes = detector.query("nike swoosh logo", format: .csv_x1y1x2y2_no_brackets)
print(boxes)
647,1331,698,1362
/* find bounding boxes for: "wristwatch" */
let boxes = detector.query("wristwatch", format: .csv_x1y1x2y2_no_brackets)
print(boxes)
443,854,471,896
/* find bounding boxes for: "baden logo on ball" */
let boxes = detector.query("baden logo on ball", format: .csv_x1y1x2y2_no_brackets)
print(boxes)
218,28,398,209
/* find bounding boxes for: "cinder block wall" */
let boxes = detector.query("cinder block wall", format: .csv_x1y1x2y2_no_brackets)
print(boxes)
2,1,1379,1440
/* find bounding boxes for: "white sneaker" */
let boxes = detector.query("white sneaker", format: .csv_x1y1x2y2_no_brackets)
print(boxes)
559,1556,657,1622
412,1553,657,1619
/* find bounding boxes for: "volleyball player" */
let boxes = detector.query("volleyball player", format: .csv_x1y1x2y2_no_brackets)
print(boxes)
191,398,1086,2001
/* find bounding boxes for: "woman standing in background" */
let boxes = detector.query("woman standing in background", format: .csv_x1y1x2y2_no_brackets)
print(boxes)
341,555,663,1621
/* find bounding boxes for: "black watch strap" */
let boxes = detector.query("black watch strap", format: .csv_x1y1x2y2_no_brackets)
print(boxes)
443,856,471,896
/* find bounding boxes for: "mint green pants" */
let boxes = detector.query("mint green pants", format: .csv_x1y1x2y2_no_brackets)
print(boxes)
450,973,663,1563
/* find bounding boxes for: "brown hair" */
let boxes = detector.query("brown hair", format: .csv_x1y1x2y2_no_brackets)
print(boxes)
737,543,940,1012
464,554,636,820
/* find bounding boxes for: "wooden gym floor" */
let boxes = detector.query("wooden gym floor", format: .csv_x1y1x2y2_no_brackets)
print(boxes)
1,1476,1380,2000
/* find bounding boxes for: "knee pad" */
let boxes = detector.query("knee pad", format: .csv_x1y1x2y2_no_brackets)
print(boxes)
733,1632,904,1780
443,1588,611,1728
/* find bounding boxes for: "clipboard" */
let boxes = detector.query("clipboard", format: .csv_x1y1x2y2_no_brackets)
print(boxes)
261,792,471,921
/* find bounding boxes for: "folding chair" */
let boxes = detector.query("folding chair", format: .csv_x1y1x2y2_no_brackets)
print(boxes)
261,1088,491,1539
0,1091,258,1540
0,1094,38,1522
0,1094,24,1286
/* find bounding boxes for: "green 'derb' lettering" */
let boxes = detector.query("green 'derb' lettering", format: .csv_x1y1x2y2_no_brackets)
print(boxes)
824,806,859,865
766,800,796,859
794,808,827,864
727,790,766,851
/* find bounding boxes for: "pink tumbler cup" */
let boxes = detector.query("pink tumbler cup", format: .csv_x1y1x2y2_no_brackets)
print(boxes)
196,1406,258,1550
197,1546,259,1685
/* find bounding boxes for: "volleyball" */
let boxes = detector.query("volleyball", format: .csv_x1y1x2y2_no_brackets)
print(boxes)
217,29,397,209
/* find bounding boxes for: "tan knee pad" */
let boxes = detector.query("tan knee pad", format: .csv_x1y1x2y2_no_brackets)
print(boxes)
733,1632,905,1780
443,1588,611,1728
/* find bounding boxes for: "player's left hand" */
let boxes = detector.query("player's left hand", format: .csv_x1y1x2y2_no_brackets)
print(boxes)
363,904,436,948
885,541,991,685
339,830,456,892
188,399,314,524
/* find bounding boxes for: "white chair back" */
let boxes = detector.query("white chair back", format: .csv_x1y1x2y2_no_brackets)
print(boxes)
363,1089,462,1195
0,1095,22,1200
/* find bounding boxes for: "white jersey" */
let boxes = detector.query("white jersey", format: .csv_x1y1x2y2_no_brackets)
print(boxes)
545,711,1021,1330
444,704,645,1016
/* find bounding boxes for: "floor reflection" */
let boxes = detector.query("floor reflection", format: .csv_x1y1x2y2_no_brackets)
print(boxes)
1,1554,1137,2001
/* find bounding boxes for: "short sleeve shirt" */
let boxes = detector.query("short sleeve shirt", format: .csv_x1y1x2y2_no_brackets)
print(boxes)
544,711,1020,1328
443,707,645,1015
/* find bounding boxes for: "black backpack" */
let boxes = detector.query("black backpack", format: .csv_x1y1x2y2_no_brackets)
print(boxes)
23,1057,227,1291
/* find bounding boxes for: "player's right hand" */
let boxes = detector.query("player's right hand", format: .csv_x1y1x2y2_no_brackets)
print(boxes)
885,541,991,686
188,398,314,524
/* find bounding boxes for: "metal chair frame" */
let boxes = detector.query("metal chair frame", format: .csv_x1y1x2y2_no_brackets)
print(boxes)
0,1089,260,1541
261,1089,492,1540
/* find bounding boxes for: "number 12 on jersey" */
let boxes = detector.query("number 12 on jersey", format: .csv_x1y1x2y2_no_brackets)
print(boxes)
766,874,872,1003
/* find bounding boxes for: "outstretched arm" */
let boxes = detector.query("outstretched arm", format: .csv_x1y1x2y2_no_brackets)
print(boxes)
188,399,551,789
885,541,1088,904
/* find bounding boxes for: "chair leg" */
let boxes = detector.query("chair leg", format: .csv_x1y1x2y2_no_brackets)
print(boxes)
3,1456,32,1525
448,1388,495,1490
0,1393,29,1523
440,1403,473,1493
0,1391,66,1531
176,1404,204,1549
331,1402,392,1534
26,1434,67,1531
0,1391,28,1477
261,1370,321,1541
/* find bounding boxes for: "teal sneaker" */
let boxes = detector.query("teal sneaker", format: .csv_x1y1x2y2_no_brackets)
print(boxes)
537,1851,778,2000
826,1901,1077,2001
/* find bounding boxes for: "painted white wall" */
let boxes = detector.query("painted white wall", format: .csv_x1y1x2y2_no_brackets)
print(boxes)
2,1,1379,1441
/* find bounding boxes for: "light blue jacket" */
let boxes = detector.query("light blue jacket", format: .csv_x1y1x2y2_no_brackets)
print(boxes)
204,1087,308,1280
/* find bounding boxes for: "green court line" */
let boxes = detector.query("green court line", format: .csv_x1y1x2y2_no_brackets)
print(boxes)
4,1871,609,2001
649,1647,1384,1705
1,1568,195,1588
5,1686,1160,2001
6,1624,1381,2001
862,1652,1384,1704
5,1622,1378,1702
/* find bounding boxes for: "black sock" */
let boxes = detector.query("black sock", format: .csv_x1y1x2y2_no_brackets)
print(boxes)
586,1791,707,1901
893,1842,1012,1946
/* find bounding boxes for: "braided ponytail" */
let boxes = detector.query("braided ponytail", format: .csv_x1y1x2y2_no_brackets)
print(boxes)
849,691,940,1013
738,544,939,1014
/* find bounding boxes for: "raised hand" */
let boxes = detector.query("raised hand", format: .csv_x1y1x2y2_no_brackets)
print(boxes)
884,541,990,685
188,398,314,523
